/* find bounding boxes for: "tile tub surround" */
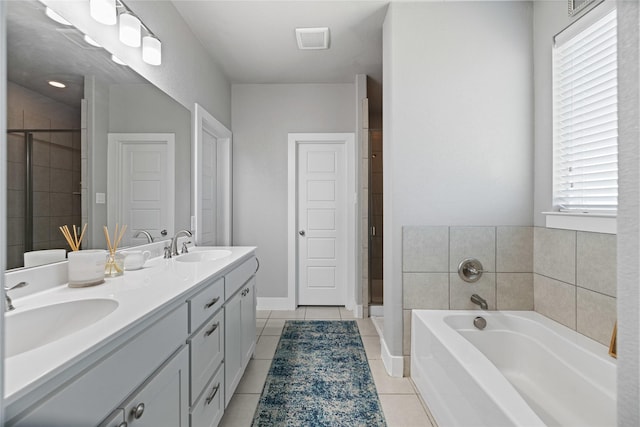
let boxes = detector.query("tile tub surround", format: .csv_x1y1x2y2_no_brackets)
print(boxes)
401,225,616,368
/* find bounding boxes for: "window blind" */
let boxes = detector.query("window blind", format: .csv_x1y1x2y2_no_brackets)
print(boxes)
553,7,618,213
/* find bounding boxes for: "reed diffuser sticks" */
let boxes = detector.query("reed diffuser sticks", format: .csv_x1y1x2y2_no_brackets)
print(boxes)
59,224,87,251
104,224,127,276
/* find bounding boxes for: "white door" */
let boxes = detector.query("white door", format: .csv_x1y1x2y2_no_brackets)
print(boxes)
108,133,175,247
297,142,347,305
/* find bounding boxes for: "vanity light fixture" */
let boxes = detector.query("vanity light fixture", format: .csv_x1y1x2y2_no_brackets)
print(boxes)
111,54,126,66
84,35,102,48
119,11,141,47
48,80,66,88
90,0,117,26
142,35,162,66
45,7,71,26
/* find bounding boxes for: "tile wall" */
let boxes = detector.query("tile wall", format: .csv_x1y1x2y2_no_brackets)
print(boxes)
402,225,616,372
7,82,81,269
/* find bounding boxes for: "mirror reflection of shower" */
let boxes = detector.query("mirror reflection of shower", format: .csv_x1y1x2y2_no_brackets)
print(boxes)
7,128,81,269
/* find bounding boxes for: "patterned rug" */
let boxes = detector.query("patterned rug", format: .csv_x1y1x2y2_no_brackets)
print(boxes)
252,320,387,427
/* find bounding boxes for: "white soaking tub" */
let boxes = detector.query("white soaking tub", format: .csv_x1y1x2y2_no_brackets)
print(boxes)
411,310,616,427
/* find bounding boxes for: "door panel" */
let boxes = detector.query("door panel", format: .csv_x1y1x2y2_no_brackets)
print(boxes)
298,143,346,305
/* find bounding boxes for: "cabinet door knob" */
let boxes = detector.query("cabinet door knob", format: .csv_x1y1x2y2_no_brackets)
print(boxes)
205,296,220,309
205,383,220,405
205,322,220,337
131,403,145,419
298,230,305,236
117,422,128,427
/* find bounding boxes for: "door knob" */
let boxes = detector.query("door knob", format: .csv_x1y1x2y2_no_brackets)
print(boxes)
299,230,305,236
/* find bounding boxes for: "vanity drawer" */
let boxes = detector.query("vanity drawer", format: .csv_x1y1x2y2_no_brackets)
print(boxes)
189,309,224,405
225,257,257,297
188,277,224,333
190,366,224,427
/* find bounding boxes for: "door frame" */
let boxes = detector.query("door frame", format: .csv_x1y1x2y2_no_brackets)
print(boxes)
193,103,232,246
107,133,175,246
287,133,356,309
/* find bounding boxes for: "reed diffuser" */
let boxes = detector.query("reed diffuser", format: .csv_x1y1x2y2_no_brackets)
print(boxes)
59,224,87,251
104,224,127,277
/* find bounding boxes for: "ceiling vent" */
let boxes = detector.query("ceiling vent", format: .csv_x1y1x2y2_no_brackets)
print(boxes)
295,27,330,50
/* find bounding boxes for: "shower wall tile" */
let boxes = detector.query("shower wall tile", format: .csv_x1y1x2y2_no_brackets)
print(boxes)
8,190,25,218
7,245,25,270
32,139,51,167
50,169,73,193
371,172,383,194
7,218,25,246
33,217,50,243
33,192,50,217
576,288,617,346
450,272,496,310
497,226,533,272
8,161,26,191
51,131,73,148
51,145,73,170
534,227,576,284
402,226,449,272
371,151,382,173
8,134,25,163
403,309,411,356
32,166,50,192
50,193,73,216
24,110,50,130
8,106,24,129
449,226,496,272
533,274,576,329
577,232,616,297
403,273,449,309
496,273,534,310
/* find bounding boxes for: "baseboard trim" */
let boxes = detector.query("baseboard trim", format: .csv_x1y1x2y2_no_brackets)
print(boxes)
256,297,295,311
369,305,384,317
381,333,404,378
353,304,363,318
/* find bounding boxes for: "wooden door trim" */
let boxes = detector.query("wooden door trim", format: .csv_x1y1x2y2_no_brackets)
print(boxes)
287,133,356,310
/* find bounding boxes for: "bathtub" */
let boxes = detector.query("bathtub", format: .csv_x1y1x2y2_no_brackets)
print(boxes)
411,310,616,427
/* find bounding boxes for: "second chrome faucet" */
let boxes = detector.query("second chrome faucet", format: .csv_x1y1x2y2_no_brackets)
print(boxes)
166,230,193,258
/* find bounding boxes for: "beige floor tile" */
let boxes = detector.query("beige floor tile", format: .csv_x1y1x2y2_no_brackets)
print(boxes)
235,359,272,394
262,318,286,336
339,307,357,319
219,393,260,427
269,308,306,319
356,318,379,336
305,306,341,319
253,335,280,359
256,310,271,319
379,394,434,427
368,359,415,394
256,318,267,336
361,335,381,360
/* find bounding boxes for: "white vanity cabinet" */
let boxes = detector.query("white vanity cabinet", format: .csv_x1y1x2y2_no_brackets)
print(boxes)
187,277,226,427
8,304,188,427
224,257,258,406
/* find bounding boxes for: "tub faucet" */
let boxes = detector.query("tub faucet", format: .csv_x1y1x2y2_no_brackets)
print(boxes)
170,230,193,256
470,294,488,310
134,230,154,243
4,281,28,311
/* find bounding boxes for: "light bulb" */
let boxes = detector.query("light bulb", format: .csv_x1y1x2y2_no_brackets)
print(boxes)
142,36,162,66
45,7,71,26
119,12,141,47
48,80,66,88
89,0,116,26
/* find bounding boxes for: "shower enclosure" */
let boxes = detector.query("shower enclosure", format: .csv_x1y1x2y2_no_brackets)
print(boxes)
7,128,81,269
369,129,383,306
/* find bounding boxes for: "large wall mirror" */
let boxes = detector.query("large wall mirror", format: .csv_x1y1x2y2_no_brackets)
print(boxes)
6,1,191,270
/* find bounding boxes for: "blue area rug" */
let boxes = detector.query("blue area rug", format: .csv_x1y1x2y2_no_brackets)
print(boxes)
252,320,387,427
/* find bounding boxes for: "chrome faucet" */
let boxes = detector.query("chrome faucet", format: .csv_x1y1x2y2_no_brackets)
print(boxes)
170,230,193,257
5,281,28,311
470,294,488,310
134,230,154,243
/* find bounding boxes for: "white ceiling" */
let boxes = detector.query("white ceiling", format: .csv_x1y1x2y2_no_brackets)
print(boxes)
171,1,389,84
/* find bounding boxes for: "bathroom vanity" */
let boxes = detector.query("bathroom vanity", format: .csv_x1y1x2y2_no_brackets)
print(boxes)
4,246,257,427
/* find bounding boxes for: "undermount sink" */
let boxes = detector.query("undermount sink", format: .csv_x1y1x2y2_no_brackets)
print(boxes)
5,298,119,358
176,249,232,263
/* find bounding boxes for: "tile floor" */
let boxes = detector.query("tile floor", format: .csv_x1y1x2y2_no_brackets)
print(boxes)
219,306,436,427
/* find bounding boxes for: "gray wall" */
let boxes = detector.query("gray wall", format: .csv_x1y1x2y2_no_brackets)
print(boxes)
383,1,534,356
232,83,355,299
617,0,640,424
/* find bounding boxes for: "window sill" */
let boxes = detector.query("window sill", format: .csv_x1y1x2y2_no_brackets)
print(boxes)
543,212,616,234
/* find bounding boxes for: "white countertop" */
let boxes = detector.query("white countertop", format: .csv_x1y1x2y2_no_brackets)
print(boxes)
4,246,256,407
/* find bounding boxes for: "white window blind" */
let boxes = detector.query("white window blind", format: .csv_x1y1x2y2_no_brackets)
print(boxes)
553,5,618,214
